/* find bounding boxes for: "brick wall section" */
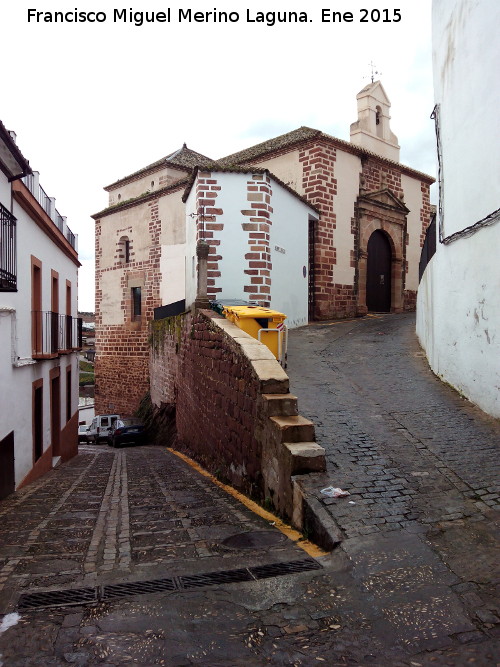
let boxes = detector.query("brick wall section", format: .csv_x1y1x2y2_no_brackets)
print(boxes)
94,199,162,417
196,172,223,299
150,311,264,492
242,173,273,306
361,158,404,198
300,141,338,319
149,310,325,522
404,290,417,311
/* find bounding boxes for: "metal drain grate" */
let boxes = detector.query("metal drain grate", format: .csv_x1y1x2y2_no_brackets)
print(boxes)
180,568,254,589
17,558,322,610
251,558,323,579
102,578,177,599
18,587,97,611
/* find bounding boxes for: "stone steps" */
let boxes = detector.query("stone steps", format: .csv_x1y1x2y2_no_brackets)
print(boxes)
269,415,316,443
262,393,299,417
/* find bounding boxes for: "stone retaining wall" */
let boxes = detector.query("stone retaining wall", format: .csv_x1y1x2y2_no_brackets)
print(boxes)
149,309,325,524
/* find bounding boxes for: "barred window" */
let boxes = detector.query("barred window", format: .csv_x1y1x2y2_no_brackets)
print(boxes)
0,203,17,292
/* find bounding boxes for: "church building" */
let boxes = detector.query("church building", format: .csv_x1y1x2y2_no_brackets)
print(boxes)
92,81,434,416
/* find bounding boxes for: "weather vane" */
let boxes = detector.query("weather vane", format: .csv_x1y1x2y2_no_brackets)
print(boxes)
366,61,382,83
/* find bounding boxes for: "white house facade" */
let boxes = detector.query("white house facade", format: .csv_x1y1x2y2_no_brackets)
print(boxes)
0,122,82,499
184,168,319,328
417,0,500,417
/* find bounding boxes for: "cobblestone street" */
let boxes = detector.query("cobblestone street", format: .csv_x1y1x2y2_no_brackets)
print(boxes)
0,312,498,665
287,312,500,662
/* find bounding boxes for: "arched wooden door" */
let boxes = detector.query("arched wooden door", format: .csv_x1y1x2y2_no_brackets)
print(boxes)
366,230,392,312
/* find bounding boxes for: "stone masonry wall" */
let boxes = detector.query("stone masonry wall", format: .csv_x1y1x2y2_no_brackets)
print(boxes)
94,198,162,417
299,140,339,319
242,173,273,306
149,309,325,523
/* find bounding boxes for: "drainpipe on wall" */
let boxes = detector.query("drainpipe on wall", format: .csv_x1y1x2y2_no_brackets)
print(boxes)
194,240,211,310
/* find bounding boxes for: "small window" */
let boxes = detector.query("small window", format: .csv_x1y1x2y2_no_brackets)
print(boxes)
118,194,121,201
132,287,142,320
375,106,383,137
151,180,155,188
118,236,131,264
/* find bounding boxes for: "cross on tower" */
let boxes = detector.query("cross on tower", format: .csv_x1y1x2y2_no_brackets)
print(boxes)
367,61,382,83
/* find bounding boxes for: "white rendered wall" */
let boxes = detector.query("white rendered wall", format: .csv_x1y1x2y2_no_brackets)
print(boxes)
107,166,186,205
184,186,198,308
269,182,311,328
160,244,186,305
0,178,79,487
332,150,362,286
401,173,424,292
417,0,500,417
185,172,315,327
213,172,250,304
432,0,500,237
253,152,304,195
99,204,151,270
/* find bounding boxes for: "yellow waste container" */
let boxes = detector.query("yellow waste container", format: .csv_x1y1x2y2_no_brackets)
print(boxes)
222,305,287,361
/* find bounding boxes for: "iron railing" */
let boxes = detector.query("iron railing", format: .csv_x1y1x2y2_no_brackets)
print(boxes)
32,312,83,356
0,203,17,292
55,211,65,234
32,311,58,356
38,184,51,217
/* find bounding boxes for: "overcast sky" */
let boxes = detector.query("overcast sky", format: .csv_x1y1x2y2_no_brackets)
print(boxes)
2,0,435,311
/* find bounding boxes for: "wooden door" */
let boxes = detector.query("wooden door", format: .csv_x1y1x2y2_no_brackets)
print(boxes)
308,219,315,321
51,375,61,456
0,431,15,500
366,230,392,312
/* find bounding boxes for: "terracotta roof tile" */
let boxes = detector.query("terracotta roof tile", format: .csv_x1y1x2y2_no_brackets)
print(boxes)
104,144,214,191
218,127,322,165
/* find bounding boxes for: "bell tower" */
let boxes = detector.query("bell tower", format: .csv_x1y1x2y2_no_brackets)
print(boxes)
350,80,400,162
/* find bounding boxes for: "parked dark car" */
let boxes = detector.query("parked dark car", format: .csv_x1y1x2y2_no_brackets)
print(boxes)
107,418,146,448
78,425,88,444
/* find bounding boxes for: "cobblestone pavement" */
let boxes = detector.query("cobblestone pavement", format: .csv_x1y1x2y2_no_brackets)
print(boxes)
0,313,499,666
287,312,500,663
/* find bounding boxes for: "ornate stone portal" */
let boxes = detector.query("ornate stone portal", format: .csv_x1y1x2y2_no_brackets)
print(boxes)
356,188,409,315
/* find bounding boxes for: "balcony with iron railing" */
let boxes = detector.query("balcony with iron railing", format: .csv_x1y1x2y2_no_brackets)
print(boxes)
0,202,17,292
32,311,83,358
21,173,77,252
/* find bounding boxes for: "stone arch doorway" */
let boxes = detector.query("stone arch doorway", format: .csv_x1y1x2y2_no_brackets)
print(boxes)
366,230,392,312
355,188,409,316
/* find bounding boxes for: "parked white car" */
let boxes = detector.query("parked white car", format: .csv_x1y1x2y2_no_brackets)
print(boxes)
86,415,120,444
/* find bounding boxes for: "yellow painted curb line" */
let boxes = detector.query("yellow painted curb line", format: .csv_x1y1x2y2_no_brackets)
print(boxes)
167,447,328,558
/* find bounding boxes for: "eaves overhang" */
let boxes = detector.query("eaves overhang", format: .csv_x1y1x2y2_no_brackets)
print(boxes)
182,164,320,215
0,120,32,182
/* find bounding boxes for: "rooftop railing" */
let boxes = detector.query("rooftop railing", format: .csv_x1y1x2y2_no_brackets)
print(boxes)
21,173,77,252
